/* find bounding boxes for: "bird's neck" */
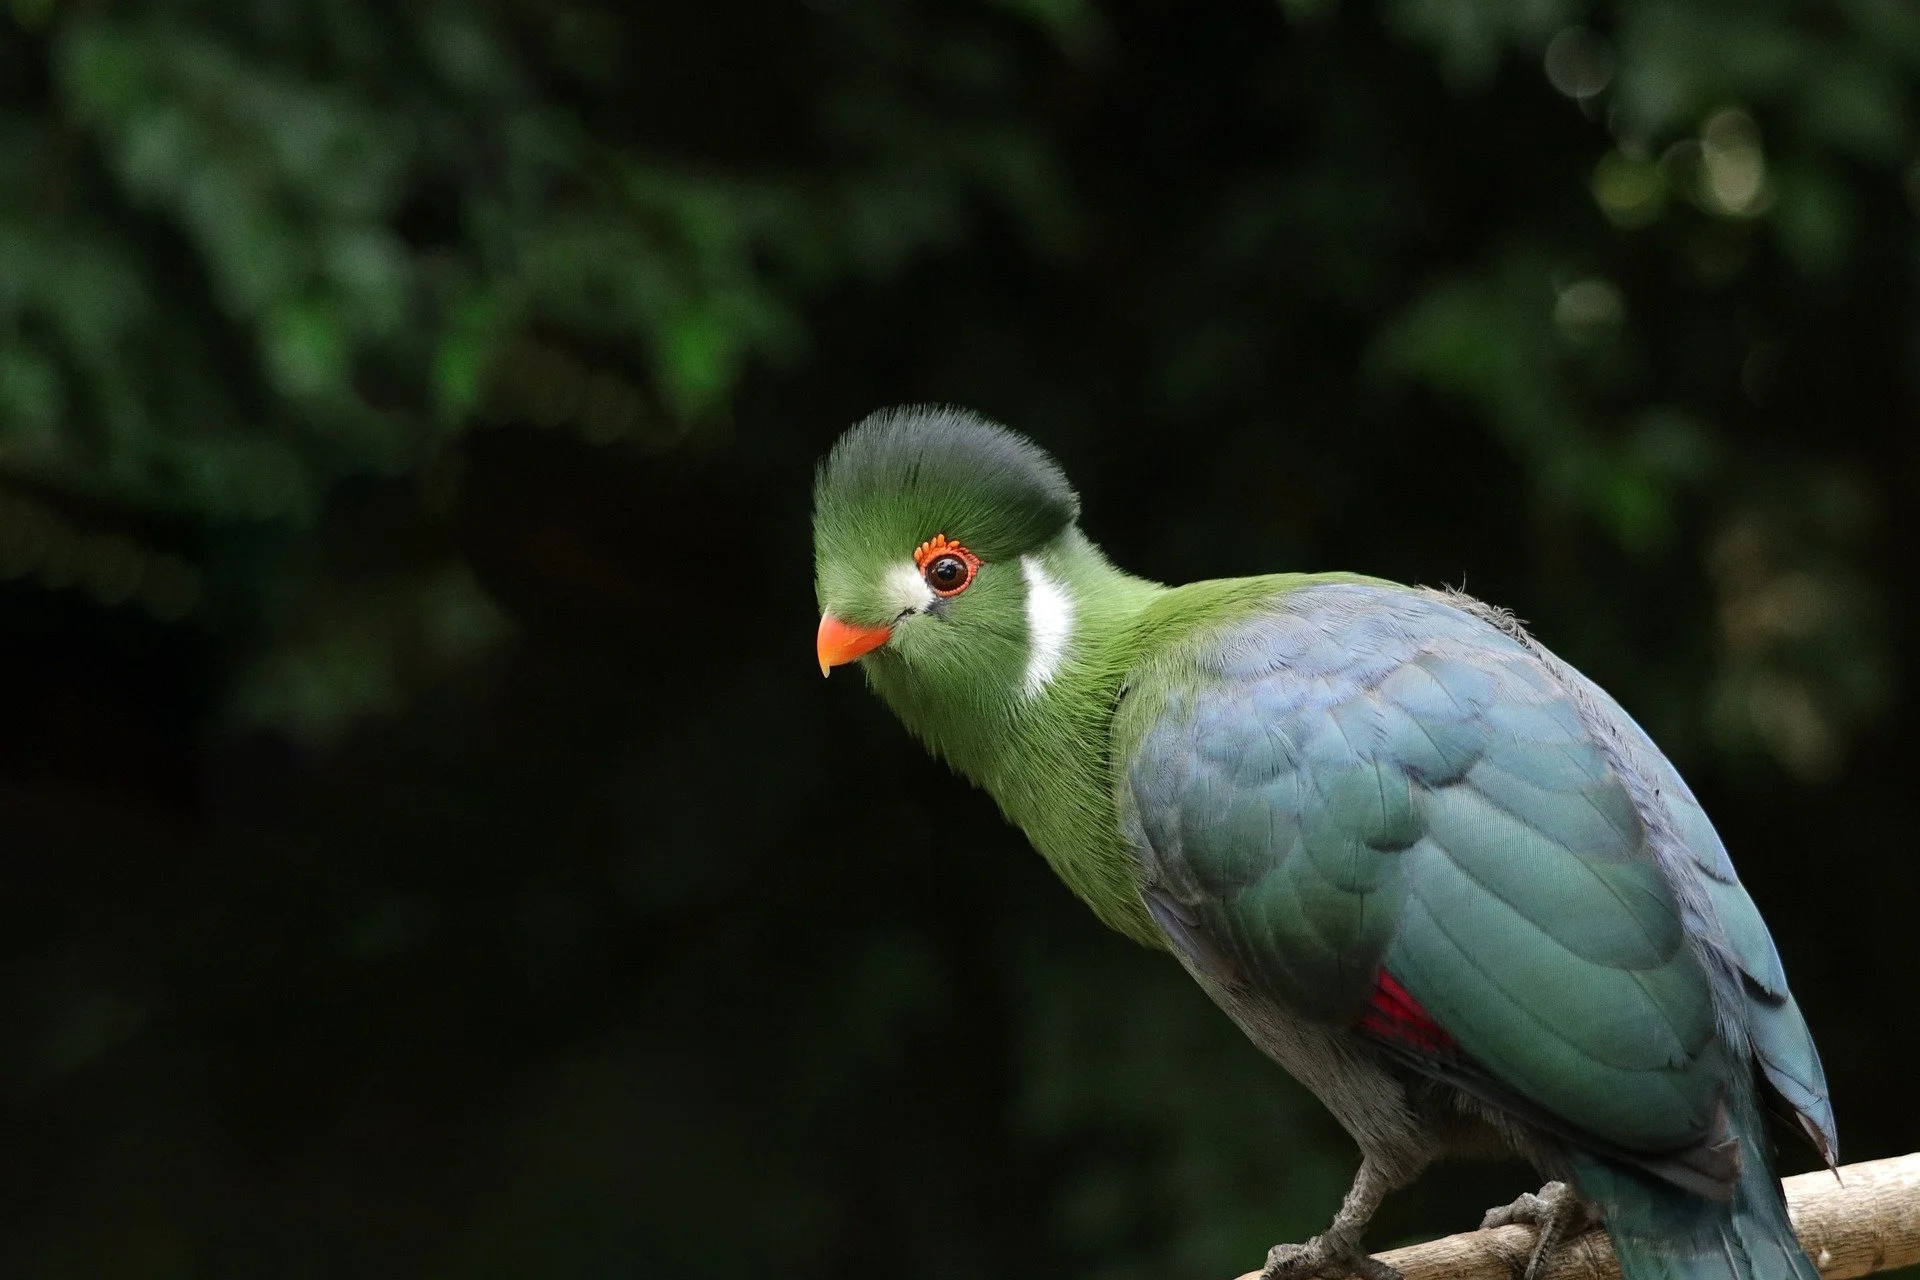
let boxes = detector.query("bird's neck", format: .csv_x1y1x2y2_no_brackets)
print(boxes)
888,532,1172,946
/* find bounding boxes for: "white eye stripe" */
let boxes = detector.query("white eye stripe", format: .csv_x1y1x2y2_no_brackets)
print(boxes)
884,555,1073,697
1020,555,1074,698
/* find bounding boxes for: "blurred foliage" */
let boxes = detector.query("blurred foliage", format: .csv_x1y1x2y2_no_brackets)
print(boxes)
1,1,1917,1277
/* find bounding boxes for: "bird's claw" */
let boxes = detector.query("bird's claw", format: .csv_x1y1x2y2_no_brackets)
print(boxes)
1479,1180,1572,1230
1479,1182,1600,1280
1260,1236,1403,1280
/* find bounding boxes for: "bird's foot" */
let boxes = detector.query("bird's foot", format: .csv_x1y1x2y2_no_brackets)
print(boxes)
1260,1235,1402,1280
1479,1181,1601,1280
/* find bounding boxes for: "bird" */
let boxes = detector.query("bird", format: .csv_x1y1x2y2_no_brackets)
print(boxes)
810,406,1835,1280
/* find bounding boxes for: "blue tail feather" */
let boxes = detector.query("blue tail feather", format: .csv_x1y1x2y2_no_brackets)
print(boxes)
1570,1107,1817,1280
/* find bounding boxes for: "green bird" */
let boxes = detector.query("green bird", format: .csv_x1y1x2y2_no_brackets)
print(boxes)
810,407,1834,1280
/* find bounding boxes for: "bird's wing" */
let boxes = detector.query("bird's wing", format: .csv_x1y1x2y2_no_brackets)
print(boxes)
1550,667,1837,1165
1117,582,1748,1167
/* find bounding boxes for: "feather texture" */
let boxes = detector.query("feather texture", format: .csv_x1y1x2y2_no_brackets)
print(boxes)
1115,583,1831,1197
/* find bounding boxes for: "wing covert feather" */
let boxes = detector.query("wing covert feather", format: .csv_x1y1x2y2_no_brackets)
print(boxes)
1120,583,1753,1157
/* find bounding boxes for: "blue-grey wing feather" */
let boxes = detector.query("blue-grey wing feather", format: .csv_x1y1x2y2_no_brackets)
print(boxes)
1537,659,1838,1162
1122,582,1833,1163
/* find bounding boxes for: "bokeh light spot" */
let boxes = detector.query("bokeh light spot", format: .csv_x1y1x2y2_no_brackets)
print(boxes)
1544,27,1615,101
1700,108,1769,217
1593,151,1666,228
1554,277,1625,342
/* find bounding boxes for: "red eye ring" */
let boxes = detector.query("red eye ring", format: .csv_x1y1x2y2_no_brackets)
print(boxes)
913,534,980,598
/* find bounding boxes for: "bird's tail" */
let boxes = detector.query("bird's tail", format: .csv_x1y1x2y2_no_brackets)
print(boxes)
1571,1108,1818,1280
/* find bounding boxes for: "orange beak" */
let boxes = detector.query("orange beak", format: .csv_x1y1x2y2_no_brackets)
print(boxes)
816,614,892,675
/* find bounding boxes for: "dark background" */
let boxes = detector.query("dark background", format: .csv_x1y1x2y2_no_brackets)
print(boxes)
2,1,1916,1276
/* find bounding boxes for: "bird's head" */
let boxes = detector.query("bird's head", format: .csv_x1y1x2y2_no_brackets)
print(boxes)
811,406,1082,717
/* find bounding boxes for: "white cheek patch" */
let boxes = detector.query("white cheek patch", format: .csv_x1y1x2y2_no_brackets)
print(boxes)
884,562,936,616
1020,555,1074,698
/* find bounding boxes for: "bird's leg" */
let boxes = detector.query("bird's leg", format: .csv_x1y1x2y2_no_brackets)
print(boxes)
1479,1181,1601,1280
1261,1158,1403,1280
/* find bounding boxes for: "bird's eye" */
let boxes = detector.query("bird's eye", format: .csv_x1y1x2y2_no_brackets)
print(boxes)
913,533,980,598
926,554,969,593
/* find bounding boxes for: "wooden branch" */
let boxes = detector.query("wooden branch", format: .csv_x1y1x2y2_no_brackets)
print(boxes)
1235,1153,1920,1280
